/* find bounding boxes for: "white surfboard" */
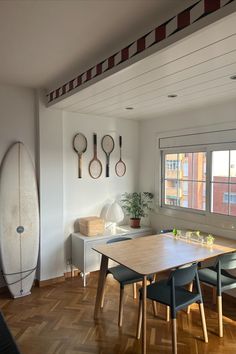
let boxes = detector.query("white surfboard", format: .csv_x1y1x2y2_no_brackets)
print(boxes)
0,142,39,298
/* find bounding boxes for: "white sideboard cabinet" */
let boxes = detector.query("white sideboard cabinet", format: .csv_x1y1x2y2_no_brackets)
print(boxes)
71,225,153,286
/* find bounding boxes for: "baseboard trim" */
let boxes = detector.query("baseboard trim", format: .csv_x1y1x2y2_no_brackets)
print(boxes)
36,270,81,287
36,275,65,288
64,270,80,278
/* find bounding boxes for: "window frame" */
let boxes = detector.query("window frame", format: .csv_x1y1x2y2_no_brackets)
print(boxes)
160,142,236,217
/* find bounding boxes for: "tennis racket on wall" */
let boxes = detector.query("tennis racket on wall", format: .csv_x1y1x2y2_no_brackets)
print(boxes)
89,133,103,179
73,133,87,178
115,135,126,177
101,135,115,177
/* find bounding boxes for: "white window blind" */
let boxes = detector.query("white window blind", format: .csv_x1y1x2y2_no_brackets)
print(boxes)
159,129,236,149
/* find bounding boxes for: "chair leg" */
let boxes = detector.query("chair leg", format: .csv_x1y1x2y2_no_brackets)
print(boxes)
133,283,137,299
136,298,142,339
199,302,208,343
100,273,108,309
152,301,158,317
217,295,223,337
172,318,177,354
166,306,170,322
118,286,125,327
187,282,193,314
100,281,106,308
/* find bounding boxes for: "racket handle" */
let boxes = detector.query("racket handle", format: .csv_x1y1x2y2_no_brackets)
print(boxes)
78,155,82,178
93,133,97,145
106,163,109,178
119,135,122,147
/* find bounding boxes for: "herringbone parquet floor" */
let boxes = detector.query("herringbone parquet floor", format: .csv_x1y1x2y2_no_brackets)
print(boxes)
0,272,236,354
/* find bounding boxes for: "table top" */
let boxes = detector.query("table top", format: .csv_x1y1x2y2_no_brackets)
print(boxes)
93,233,236,275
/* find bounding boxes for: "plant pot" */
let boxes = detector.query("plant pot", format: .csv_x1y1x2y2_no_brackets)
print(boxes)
130,218,141,228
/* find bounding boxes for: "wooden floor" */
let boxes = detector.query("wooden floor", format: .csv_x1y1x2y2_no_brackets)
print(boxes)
0,272,236,354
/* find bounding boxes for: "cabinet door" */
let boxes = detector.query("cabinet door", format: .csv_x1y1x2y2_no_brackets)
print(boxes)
85,239,106,273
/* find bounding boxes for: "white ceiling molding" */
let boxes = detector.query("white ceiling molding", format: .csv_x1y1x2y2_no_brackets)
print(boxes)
47,0,235,106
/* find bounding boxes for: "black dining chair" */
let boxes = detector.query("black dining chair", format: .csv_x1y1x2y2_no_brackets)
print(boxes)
198,252,236,337
100,237,154,327
0,311,22,354
136,263,208,354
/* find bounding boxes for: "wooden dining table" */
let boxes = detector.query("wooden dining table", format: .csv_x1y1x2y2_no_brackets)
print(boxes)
93,233,236,354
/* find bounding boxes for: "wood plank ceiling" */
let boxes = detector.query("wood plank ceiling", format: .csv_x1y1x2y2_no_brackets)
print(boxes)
54,11,236,120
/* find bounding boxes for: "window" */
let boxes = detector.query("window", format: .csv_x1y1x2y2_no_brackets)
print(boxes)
161,146,236,217
223,193,236,204
160,128,236,217
163,152,206,211
211,150,236,216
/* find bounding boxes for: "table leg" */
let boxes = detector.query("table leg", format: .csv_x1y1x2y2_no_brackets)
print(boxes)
83,273,86,287
142,275,147,354
94,255,108,320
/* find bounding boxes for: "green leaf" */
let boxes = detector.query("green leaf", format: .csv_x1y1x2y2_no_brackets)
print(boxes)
120,192,154,219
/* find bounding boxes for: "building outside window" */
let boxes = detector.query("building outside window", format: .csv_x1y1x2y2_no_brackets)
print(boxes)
211,150,236,216
163,152,206,211
162,149,236,216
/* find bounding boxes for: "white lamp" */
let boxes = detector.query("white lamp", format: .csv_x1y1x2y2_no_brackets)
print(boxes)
100,203,110,220
105,202,124,231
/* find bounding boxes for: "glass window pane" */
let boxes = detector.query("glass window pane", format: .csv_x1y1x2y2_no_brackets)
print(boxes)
212,151,229,182
179,181,205,210
165,179,179,206
192,181,206,210
191,182,206,210
192,152,206,181
229,184,236,216
179,153,191,180
165,154,178,179
230,150,236,180
211,182,229,215
164,151,206,211
179,181,191,208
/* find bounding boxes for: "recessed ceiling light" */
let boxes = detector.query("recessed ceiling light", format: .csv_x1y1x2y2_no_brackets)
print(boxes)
167,94,178,98
125,107,134,110
230,75,236,80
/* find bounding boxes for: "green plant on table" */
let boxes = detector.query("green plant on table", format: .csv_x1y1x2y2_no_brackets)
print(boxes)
173,228,178,237
206,234,215,245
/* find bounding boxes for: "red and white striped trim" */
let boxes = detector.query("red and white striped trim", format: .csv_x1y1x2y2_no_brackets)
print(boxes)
47,0,233,104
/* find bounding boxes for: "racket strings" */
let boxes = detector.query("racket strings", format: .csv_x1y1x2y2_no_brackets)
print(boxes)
102,136,114,154
73,134,87,154
116,161,126,177
89,160,102,179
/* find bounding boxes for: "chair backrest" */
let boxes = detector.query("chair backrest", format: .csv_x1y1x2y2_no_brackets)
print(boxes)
107,237,131,244
168,263,197,287
216,252,236,270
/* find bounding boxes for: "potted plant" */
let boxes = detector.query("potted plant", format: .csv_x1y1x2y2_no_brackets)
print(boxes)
120,192,154,228
206,234,215,245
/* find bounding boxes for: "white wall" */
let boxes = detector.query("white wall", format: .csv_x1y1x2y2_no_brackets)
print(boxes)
139,98,236,238
63,111,139,263
0,83,36,286
0,84,35,162
38,93,65,281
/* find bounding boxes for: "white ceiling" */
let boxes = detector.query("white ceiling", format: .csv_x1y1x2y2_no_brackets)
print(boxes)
1,0,236,120
55,10,236,120
0,0,195,89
